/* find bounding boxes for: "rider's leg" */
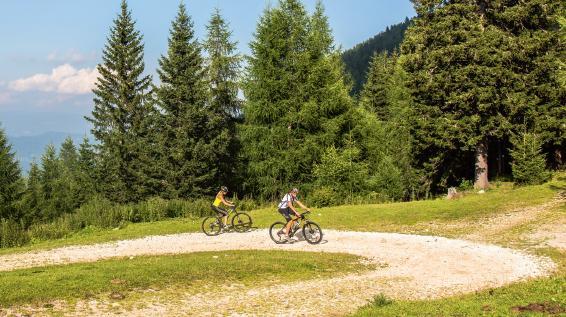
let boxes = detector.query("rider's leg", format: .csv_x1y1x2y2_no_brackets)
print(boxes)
278,208,293,236
212,206,229,227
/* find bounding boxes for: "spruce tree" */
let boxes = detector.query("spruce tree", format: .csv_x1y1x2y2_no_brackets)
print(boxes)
0,128,23,220
510,132,551,185
86,0,153,203
39,144,63,221
241,0,353,198
360,51,396,120
21,161,42,225
402,1,516,191
58,137,80,211
402,0,564,192
155,3,212,198
77,137,98,203
204,8,242,192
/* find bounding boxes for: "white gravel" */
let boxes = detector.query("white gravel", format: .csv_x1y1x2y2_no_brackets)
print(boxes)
0,230,556,316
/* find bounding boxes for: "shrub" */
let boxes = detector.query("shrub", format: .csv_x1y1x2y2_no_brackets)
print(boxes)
0,218,30,248
308,186,340,207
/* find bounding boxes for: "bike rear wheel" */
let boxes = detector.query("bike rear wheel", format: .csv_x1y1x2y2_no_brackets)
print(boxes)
231,212,253,232
269,221,288,244
302,221,323,244
202,217,222,236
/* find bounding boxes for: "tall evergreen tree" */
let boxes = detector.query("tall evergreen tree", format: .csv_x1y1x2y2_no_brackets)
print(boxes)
39,144,63,221
401,0,564,191
241,0,353,198
58,137,81,212
77,137,98,203
21,161,42,225
0,128,23,220
155,3,212,198
402,0,518,191
86,0,153,202
359,51,397,120
204,8,243,192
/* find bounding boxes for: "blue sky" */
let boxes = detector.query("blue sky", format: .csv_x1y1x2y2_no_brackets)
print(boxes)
0,0,415,136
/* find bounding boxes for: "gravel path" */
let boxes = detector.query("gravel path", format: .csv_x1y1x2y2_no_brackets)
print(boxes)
0,229,556,316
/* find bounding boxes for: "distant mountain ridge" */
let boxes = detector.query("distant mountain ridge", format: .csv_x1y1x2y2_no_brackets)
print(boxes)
8,132,86,173
342,18,411,96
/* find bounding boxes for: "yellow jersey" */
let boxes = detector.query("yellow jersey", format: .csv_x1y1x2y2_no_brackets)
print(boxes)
213,192,223,207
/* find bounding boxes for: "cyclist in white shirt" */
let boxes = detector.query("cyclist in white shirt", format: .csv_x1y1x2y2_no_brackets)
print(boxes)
277,188,310,239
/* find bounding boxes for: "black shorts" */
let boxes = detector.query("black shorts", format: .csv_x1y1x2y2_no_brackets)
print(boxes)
211,205,228,217
278,207,292,222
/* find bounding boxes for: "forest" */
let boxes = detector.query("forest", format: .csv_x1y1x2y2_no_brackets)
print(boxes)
0,0,564,248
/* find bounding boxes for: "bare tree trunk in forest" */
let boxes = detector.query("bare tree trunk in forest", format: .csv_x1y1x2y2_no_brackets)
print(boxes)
555,148,563,170
474,140,489,190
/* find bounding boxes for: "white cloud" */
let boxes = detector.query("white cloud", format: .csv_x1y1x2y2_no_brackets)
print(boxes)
9,64,99,94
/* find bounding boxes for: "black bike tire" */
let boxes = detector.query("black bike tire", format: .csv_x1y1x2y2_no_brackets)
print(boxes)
231,212,253,232
302,221,323,244
269,221,288,244
201,217,222,236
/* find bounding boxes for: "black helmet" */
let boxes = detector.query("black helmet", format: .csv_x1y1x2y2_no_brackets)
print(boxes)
221,186,229,193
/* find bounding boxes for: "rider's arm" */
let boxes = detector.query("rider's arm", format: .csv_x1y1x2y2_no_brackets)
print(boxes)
288,201,301,217
295,200,309,211
220,194,235,207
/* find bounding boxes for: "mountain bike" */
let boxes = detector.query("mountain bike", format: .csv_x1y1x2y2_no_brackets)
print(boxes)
269,211,323,244
201,206,253,236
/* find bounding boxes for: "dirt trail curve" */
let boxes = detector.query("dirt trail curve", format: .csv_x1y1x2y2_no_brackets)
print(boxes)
0,229,556,317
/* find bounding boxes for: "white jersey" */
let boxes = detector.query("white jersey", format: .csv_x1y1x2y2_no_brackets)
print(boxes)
278,193,295,209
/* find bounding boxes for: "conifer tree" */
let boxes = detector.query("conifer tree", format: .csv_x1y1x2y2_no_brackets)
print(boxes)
0,128,23,220
155,3,212,198
241,0,353,198
204,8,242,191
39,144,63,221
58,137,80,211
77,137,98,202
21,161,42,225
402,0,563,192
86,0,153,202
510,132,551,185
360,51,396,120
402,1,516,191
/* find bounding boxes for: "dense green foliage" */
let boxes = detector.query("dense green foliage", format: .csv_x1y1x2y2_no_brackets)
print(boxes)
342,18,411,96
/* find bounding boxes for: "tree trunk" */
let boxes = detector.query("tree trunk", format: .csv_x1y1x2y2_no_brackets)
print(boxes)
474,140,489,190
554,148,563,170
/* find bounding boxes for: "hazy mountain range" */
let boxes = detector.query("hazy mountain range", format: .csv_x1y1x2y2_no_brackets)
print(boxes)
8,131,86,173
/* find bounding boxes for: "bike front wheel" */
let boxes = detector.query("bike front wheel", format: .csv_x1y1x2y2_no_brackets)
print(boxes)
231,212,253,232
202,217,222,236
269,221,288,244
302,221,323,244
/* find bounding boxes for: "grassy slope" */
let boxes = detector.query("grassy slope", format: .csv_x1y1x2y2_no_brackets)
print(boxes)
1,178,563,256
0,250,370,308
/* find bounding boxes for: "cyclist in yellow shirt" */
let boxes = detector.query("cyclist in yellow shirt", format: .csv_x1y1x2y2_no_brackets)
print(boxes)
211,186,235,230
